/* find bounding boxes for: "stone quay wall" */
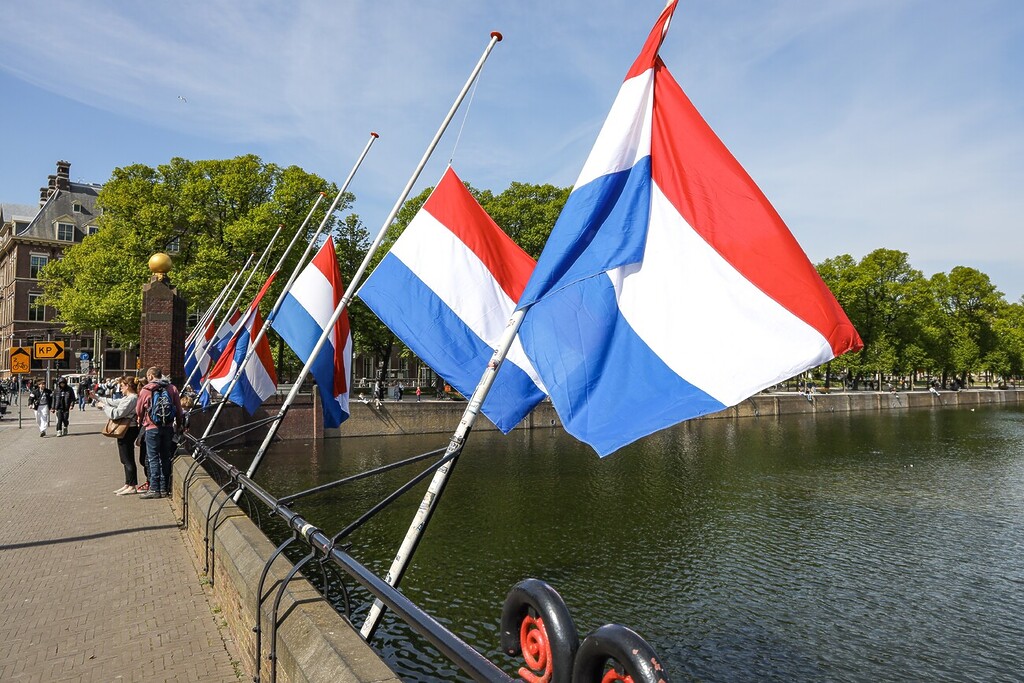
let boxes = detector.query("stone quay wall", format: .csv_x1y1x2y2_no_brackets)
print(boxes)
173,456,401,683
188,389,1024,444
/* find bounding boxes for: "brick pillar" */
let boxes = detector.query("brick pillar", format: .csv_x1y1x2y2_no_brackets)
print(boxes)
140,275,187,386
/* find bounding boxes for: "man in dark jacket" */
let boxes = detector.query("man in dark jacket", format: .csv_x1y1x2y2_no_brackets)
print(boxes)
53,378,76,437
135,367,184,499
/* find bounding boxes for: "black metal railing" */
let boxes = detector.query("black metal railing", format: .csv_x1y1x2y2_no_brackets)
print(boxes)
179,430,669,683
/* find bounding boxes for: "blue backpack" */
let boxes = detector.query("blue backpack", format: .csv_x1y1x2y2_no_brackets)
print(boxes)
149,386,174,426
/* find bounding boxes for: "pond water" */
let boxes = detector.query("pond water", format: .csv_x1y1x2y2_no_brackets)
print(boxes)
225,405,1024,682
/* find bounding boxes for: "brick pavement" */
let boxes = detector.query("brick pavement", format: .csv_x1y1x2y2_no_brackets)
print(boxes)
0,399,240,681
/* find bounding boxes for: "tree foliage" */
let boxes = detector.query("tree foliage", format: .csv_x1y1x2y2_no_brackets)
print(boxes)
41,155,345,345
818,250,1023,384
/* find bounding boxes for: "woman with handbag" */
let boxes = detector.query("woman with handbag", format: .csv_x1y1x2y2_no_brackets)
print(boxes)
100,376,141,495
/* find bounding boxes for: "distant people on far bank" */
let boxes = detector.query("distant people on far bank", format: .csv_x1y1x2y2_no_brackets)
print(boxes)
53,378,76,437
28,380,53,436
100,376,142,496
136,367,184,500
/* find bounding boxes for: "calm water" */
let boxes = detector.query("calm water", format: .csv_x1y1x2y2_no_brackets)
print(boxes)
226,406,1024,682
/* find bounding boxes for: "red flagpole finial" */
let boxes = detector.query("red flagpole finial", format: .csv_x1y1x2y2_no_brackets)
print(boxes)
491,31,503,42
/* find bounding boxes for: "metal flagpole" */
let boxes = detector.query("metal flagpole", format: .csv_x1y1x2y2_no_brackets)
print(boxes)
182,272,237,366
181,254,255,390
360,308,527,639
194,224,285,399
185,273,235,347
198,132,379,441
235,31,504,490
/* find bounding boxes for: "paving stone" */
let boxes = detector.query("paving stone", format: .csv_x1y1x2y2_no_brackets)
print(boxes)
0,405,240,681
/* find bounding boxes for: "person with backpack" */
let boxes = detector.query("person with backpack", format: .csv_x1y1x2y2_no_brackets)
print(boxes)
135,366,184,500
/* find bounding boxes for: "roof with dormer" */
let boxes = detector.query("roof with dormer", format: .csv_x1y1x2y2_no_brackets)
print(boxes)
17,181,102,242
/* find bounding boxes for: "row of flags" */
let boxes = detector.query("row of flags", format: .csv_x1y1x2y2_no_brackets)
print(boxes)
187,0,861,457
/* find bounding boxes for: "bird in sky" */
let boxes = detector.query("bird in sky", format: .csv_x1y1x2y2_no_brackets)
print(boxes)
177,95,187,103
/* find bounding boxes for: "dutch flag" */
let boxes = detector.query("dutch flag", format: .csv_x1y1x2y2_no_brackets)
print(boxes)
207,276,279,415
272,239,353,429
517,0,863,456
359,167,546,433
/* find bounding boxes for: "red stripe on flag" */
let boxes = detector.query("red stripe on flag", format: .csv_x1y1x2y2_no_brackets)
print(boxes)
311,239,349,397
422,167,536,302
650,62,862,356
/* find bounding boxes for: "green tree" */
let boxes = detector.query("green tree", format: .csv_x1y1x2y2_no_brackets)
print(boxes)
923,267,1003,385
818,249,928,385
992,298,1024,380
478,182,570,258
41,156,343,345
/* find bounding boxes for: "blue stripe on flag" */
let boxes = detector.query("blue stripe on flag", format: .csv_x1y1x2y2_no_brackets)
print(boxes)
274,294,347,428
519,157,652,308
360,253,544,433
519,273,726,456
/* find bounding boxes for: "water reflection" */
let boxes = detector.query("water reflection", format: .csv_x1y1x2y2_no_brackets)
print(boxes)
225,406,1024,682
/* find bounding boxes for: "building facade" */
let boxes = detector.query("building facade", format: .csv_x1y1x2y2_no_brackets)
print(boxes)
0,161,139,380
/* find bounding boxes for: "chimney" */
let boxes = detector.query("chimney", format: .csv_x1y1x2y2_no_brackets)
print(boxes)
55,160,71,191
39,187,49,205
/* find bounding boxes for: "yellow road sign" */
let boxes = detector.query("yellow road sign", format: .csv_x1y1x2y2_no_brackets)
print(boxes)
10,346,31,374
33,340,65,360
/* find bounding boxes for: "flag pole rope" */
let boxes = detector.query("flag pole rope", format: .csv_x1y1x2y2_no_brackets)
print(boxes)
448,69,483,166
235,30,504,496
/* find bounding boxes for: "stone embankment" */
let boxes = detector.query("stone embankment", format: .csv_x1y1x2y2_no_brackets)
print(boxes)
189,388,1024,443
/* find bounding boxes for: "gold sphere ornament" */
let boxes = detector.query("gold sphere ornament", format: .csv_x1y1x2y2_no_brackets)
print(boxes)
148,252,173,281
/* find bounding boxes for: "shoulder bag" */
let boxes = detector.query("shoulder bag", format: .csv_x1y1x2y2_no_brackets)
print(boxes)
102,417,132,438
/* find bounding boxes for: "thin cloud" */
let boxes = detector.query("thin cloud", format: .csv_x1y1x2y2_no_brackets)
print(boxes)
1,0,1022,300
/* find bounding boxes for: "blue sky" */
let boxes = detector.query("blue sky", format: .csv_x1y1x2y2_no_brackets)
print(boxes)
2,1,1022,301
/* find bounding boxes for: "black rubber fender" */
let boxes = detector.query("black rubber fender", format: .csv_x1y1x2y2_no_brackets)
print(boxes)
500,578,579,683
571,624,669,683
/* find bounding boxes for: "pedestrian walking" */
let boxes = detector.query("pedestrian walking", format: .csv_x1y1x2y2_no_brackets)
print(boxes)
136,367,184,499
415,386,421,402
77,377,90,411
100,376,142,495
53,378,76,436
28,380,52,437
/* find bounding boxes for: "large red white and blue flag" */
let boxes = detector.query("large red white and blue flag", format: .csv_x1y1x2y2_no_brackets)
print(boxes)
271,239,353,429
359,167,546,432
517,0,862,456
208,275,279,415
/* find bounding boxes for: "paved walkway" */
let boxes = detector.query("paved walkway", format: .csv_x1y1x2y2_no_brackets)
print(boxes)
0,398,240,681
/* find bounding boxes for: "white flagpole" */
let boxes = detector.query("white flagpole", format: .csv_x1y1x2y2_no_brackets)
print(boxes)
235,31,504,491
198,133,379,440
182,273,235,370
194,225,284,398
185,275,234,348
181,254,255,390
360,308,527,639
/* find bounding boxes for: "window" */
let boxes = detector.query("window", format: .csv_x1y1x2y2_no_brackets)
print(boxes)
28,293,45,321
87,225,99,235
104,349,122,371
73,203,83,213
30,254,49,279
56,222,74,241
166,236,180,253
